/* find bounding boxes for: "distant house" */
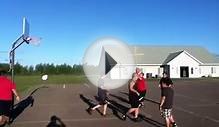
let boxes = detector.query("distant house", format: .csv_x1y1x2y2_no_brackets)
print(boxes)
132,46,219,78
103,46,219,79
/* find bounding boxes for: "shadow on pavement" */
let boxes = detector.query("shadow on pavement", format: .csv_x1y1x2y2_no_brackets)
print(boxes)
107,99,129,120
120,91,160,105
46,115,66,127
79,94,102,115
9,86,48,124
111,92,164,126
109,93,130,104
80,93,164,126
139,114,165,127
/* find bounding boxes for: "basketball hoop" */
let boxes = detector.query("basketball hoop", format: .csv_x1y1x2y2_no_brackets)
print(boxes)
24,36,42,46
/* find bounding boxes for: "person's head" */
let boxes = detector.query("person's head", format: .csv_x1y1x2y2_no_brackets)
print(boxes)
136,67,141,74
140,72,144,78
50,115,57,123
162,72,168,78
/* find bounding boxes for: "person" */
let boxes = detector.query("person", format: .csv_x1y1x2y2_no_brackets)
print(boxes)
136,72,148,107
159,72,173,89
87,75,108,116
159,73,177,127
0,70,20,126
122,69,141,121
47,115,66,127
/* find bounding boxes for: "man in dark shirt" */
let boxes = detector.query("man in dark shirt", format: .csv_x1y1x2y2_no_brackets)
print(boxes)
159,72,173,89
159,73,177,127
87,75,108,116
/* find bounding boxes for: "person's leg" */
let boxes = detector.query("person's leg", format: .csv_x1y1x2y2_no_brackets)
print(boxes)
3,116,9,123
134,108,139,118
128,108,135,114
102,104,107,116
161,109,170,127
122,108,135,120
165,117,171,127
0,116,4,125
0,115,7,126
169,115,177,127
86,104,101,115
92,104,101,110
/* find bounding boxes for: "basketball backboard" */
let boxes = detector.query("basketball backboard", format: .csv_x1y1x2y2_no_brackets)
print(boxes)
22,17,30,39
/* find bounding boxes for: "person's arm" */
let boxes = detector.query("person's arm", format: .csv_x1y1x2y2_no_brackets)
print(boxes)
158,78,163,88
170,78,173,87
159,96,165,111
129,80,139,96
12,89,20,101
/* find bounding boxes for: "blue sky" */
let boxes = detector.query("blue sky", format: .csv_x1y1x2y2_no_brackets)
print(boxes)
0,0,219,66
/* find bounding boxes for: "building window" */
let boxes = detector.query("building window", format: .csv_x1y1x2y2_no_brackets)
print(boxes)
191,67,194,74
211,67,216,74
211,67,213,74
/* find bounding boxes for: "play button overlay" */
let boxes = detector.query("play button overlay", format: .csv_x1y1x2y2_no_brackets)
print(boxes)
83,37,135,90
105,51,117,74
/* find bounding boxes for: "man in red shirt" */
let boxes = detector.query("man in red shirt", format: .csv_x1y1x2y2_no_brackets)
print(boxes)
136,72,148,106
0,70,20,125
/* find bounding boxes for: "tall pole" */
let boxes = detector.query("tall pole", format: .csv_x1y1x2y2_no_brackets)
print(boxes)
9,36,26,82
11,43,16,83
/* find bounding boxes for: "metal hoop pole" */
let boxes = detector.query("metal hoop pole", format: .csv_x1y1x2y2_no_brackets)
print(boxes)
9,35,28,82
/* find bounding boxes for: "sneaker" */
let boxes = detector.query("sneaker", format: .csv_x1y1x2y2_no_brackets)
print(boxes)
172,123,178,127
86,108,92,115
101,113,107,117
133,117,140,122
121,114,126,120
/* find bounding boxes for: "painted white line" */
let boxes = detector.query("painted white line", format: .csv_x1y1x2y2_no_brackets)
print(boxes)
14,117,118,125
83,83,90,88
175,93,211,103
188,103,218,107
175,106,219,123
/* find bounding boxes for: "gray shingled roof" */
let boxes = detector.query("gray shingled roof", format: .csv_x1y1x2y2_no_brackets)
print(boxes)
129,45,219,64
215,55,219,62
163,51,184,64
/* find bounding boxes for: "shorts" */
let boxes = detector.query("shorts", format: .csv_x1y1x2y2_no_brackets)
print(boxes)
161,109,172,118
139,90,146,97
97,96,108,105
0,100,12,117
139,90,146,101
129,93,140,108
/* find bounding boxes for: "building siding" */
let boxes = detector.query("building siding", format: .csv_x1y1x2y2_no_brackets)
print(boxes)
167,52,200,78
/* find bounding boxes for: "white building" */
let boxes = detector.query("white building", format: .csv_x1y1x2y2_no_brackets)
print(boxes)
133,46,219,78
103,46,219,78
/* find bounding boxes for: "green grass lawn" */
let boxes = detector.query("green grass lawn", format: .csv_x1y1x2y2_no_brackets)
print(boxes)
14,75,219,93
14,75,88,93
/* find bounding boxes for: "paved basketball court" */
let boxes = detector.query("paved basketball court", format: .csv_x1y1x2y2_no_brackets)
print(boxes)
10,79,219,127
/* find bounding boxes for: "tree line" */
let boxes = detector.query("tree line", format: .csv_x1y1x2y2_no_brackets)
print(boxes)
0,63,84,75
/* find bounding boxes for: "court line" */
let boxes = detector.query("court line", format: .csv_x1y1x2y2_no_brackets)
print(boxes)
175,93,212,103
174,106,219,123
83,83,90,88
14,117,118,125
188,103,218,107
